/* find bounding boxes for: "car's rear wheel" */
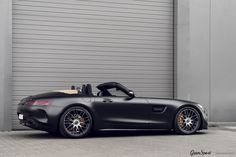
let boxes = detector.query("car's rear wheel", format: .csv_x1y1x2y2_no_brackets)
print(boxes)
59,106,92,138
174,107,201,135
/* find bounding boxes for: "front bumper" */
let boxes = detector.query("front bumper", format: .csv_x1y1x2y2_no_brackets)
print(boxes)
201,117,208,129
196,104,208,130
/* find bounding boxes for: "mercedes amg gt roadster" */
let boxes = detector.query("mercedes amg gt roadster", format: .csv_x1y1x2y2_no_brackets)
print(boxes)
17,82,208,138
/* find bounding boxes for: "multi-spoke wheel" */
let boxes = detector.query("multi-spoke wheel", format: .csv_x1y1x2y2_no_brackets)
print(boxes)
59,106,92,138
174,107,201,135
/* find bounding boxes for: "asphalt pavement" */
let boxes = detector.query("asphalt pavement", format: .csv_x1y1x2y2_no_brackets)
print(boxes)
0,127,235,157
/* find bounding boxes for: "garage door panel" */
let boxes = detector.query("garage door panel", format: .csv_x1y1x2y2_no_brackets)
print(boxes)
13,1,173,15
13,73,173,82
13,1,173,17
13,60,172,68
13,54,173,63
13,34,173,46
21,0,173,6
13,0,173,12
13,9,173,25
13,53,173,62
13,67,173,75
13,29,173,42
13,25,173,38
13,19,173,34
13,7,173,21
12,0,174,129
13,76,173,83
13,39,173,49
13,47,173,57
12,15,173,30
13,65,172,73
13,43,173,52
13,10,173,25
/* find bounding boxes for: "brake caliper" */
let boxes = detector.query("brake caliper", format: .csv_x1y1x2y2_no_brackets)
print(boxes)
79,117,86,127
178,113,184,128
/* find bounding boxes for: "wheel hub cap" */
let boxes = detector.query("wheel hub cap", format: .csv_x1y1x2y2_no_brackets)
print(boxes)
73,119,81,127
185,118,193,126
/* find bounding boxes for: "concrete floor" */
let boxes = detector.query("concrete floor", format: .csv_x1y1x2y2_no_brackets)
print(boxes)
0,128,235,157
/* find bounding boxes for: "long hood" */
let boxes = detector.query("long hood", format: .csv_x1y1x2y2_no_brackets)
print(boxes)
143,97,198,106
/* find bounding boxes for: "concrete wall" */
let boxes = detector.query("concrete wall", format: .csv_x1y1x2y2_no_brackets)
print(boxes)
0,0,12,131
177,0,236,122
176,0,211,118
211,0,236,122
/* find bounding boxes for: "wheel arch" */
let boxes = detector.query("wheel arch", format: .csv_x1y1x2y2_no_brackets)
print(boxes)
172,104,203,130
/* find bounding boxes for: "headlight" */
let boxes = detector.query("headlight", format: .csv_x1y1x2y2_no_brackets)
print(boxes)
197,104,204,110
197,104,208,116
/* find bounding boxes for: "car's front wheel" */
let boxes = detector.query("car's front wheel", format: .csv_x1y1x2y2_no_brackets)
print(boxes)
174,107,201,135
59,106,93,138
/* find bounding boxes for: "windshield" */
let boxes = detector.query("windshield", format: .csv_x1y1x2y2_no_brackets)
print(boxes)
107,88,128,97
97,87,128,97
96,82,131,97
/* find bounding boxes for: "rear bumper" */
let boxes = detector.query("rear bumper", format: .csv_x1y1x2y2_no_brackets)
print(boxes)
17,105,59,132
18,117,54,132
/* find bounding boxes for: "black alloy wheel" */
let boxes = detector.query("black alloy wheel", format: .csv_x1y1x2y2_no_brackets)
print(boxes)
174,107,201,135
59,106,92,138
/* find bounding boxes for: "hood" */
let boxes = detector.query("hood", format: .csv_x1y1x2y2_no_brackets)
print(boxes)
143,97,198,106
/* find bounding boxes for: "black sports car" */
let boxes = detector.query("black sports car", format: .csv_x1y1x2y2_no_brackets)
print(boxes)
17,82,208,138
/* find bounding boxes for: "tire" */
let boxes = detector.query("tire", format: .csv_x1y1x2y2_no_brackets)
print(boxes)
59,106,93,138
174,107,201,135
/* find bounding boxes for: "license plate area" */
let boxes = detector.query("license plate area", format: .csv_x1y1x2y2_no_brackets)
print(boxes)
18,114,23,120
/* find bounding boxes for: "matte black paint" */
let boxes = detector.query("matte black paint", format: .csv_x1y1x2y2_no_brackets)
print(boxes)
17,82,208,133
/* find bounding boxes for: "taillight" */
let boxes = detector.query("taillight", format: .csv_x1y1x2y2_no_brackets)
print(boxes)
30,100,50,106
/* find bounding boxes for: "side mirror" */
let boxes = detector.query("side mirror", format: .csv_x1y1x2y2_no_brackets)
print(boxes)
128,90,135,98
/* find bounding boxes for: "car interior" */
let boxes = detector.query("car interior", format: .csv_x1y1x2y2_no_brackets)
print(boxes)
75,84,118,97
71,84,94,96
75,84,120,97
71,82,130,97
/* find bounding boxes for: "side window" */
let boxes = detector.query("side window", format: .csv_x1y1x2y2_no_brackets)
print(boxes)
107,88,127,97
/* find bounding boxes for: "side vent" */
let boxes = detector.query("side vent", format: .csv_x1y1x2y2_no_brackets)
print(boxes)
152,105,167,113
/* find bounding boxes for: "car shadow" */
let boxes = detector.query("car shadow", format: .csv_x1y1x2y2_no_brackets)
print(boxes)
10,130,62,139
90,130,175,138
89,130,208,138
10,130,208,139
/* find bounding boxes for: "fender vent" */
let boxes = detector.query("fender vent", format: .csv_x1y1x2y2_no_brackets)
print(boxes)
152,105,166,113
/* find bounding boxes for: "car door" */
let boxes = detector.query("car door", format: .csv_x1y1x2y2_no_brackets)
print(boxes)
92,88,150,129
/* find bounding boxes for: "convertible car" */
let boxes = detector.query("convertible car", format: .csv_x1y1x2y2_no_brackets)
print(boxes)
17,82,208,138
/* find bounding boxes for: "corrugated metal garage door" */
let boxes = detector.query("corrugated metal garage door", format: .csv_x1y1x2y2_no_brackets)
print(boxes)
12,0,174,129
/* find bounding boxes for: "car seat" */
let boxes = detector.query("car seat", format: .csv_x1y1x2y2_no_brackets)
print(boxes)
86,84,93,96
81,84,86,95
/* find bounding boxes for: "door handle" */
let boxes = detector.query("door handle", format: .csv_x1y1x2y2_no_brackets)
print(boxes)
103,98,113,103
